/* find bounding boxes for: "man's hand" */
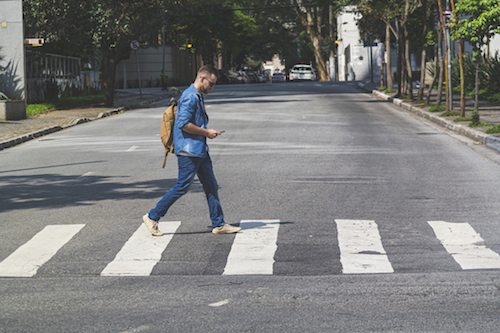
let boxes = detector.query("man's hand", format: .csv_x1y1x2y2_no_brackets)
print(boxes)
182,123,221,139
205,129,221,139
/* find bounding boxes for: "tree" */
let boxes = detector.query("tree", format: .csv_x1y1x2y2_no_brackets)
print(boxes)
451,0,500,111
24,0,166,106
292,0,330,81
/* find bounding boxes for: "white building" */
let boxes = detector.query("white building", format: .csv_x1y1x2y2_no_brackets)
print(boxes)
336,6,385,82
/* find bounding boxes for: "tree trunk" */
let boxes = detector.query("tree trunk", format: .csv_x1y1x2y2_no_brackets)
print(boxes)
425,51,438,106
417,0,428,101
405,34,413,99
294,2,329,81
398,22,406,96
404,0,413,100
101,48,117,108
386,22,393,91
474,61,479,111
436,21,444,106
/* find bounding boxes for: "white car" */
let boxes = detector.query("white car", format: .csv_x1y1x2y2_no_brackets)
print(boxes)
289,64,316,81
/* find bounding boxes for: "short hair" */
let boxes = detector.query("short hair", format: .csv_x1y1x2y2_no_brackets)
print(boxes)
197,65,219,79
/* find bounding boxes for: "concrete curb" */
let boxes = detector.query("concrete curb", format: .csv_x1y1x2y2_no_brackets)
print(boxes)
368,86,500,153
0,93,175,151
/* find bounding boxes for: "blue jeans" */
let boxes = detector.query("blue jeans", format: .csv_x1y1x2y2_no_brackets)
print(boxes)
148,153,225,228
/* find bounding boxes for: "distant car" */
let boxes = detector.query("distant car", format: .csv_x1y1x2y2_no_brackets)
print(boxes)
271,72,286,83
289,64,316,81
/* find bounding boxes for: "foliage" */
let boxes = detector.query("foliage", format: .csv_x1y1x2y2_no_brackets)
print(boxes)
26,103,56,117
470,109,481,126
441,111,460,117
451,0,500,55
429,105,446,112
486,124,500,134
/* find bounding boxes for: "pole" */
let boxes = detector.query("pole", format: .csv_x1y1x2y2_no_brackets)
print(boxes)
445,1,453,110
135,50,142,98
450,0,465,116
369,33,374,83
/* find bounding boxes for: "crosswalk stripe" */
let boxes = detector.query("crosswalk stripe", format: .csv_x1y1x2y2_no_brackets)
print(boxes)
335,219,394,274
100,222,180,276
0,224,85,277
223,220,280,275
428,221,500,270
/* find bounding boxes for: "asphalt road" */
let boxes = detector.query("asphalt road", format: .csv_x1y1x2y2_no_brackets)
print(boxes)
1,81,500,332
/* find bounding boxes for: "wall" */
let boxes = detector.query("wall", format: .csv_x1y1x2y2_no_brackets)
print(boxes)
0,0,26,101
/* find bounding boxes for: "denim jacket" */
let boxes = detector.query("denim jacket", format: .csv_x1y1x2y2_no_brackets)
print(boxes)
173,84,208,158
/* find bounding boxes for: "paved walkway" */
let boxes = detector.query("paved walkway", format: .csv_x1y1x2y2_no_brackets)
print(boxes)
0,88,181,150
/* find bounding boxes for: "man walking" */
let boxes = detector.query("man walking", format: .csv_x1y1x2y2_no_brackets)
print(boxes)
143,65,241,236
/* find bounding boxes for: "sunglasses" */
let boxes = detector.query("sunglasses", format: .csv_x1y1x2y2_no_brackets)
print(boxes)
204,77,216,87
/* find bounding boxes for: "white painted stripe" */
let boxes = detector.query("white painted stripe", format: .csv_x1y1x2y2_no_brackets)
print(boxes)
101,222,180,276
428,221,500,270
126,146,139,152
0,224,85,277
335,219,394,274
208,299,230,307
223,220,280,275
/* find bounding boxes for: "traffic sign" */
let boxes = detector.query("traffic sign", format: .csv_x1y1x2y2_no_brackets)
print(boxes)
25,38,44,46
130,40,140,51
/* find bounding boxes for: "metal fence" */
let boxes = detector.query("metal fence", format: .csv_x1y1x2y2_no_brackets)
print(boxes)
25,52,83,103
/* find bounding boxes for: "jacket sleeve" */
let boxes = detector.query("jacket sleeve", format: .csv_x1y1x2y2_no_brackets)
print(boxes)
175,94,197,129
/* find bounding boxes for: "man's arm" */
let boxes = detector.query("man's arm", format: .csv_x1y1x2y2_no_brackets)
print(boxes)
182,123,220,139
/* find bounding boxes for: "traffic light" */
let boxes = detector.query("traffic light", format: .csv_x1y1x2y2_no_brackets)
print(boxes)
187,42,193,49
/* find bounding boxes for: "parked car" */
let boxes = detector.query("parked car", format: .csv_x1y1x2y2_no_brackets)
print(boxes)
289,63,316,81
247,72,258,83
271,72,286,83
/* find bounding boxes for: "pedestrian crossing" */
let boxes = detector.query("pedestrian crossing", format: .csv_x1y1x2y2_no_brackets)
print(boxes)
1,219,500,278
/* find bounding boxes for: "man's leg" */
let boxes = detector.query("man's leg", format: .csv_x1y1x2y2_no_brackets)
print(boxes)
145,156,201,235
197,154,241,234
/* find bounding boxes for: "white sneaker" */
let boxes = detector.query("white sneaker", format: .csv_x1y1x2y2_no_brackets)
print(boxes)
212,223,242,234
142,214,163,236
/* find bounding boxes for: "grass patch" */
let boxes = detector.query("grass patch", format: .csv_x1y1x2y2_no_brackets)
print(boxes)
26,103,56,117
454,117,471,122
469,121,493,128
441,111,460,117
26,94,105,117
486,125,500,134
429,105,446,112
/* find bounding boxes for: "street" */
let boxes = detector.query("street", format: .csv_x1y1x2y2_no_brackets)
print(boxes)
1,81,500,332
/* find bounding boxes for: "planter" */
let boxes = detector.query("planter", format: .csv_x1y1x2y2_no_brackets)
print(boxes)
0,100,26,120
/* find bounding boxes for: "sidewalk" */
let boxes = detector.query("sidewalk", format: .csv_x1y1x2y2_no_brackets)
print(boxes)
357,81,500,153
0,88,181,151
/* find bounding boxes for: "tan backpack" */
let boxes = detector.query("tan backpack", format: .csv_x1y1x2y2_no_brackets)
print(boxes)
160,97,178,168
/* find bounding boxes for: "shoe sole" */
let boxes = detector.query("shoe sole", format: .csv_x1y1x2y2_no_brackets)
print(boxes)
212,226,242,234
